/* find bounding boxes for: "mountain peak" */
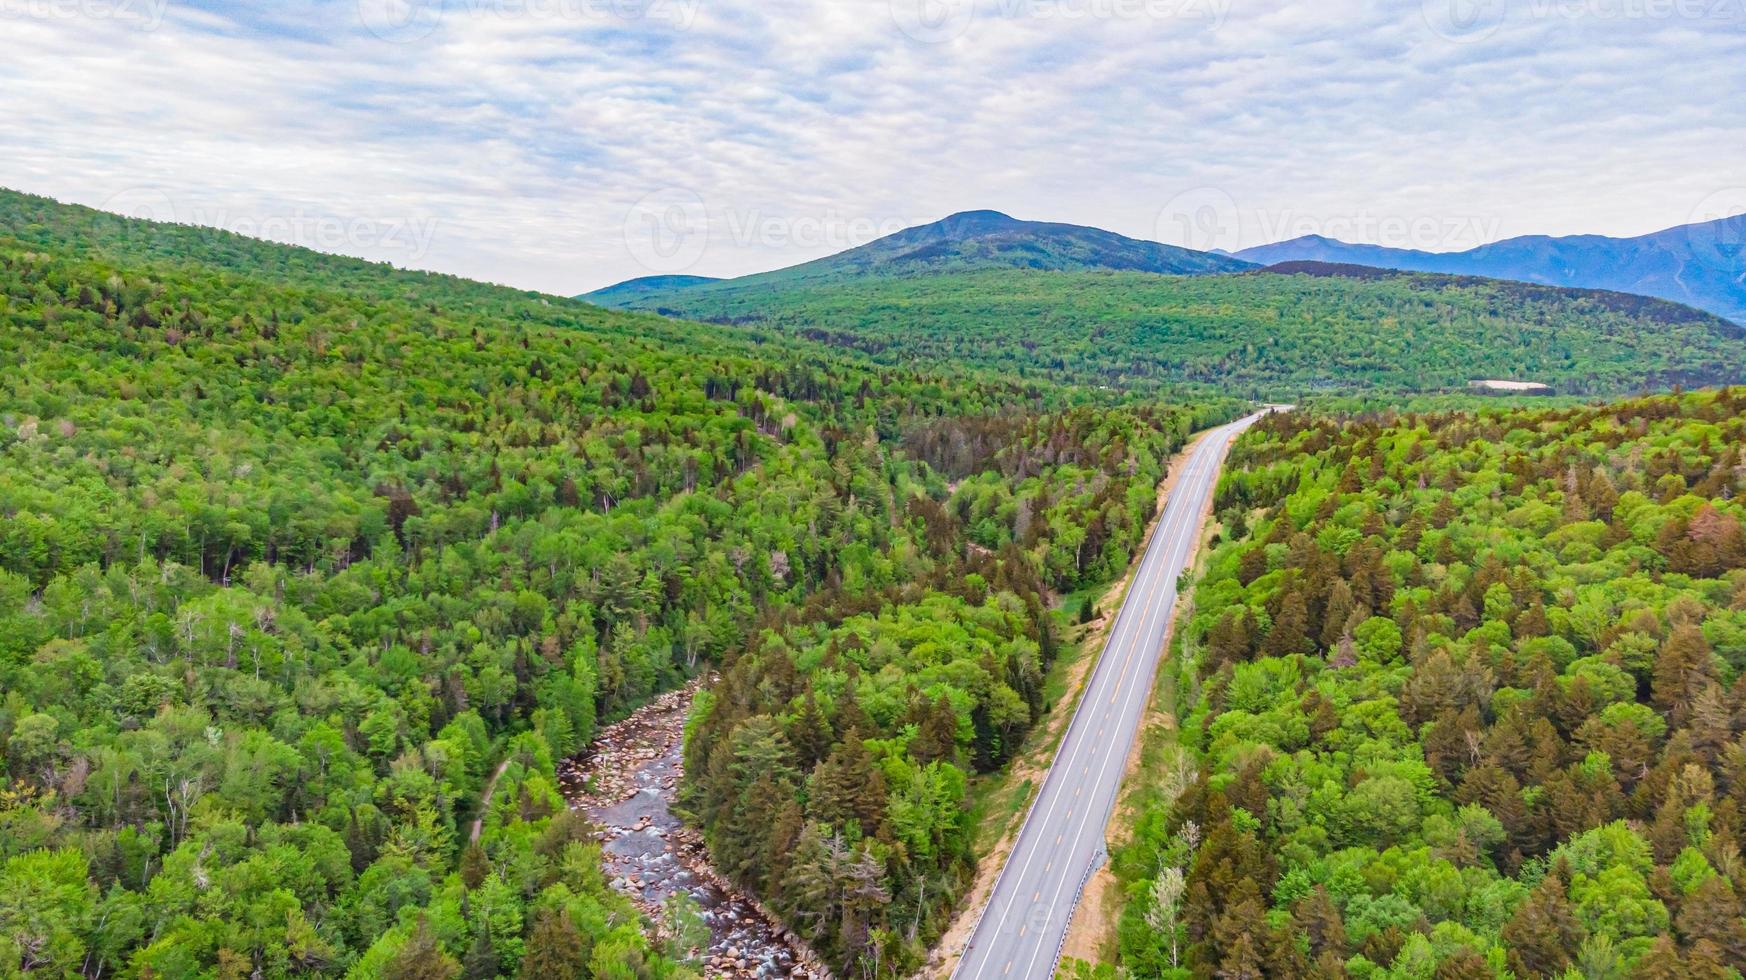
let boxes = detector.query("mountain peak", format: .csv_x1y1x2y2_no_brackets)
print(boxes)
901,209,1025,240
763,210,1251,281
934,208,1019,225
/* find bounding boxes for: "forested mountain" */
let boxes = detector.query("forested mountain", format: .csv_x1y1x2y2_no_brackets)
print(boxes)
1232,213,1746,325
1114,390,1746,978
585,209,1249,302
0,188,1239,977
596,263,1746,396
582,275,722,305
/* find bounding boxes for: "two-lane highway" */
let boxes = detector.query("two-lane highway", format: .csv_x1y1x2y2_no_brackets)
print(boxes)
952,409,1271,980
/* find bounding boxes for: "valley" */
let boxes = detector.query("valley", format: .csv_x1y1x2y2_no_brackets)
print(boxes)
7,0,1746,976
2,129,1744,980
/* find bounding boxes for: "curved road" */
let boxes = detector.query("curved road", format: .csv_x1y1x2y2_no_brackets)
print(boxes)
953,409,1271,980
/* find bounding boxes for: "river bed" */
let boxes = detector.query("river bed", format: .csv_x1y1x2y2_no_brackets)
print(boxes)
557,683,825,979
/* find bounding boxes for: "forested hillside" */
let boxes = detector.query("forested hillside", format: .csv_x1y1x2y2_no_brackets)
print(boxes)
0,190,1237,977
678,404,1214,975
601,266,1746,396
1115,390,1746,978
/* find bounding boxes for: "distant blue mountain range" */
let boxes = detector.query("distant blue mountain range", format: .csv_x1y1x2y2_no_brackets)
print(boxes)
1233,213,1746,324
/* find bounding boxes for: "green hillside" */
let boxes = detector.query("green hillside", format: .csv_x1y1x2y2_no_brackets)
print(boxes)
1110,390,1746,977
602,263,1746,397
0,188,1238,977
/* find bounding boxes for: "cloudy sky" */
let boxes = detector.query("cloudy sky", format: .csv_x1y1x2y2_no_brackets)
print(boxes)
3,0,1742,294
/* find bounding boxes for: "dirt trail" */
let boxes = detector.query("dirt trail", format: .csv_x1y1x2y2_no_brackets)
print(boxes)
469,759,513,844
557,682,832,979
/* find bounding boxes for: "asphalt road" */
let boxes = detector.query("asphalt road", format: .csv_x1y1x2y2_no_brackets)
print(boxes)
952,410,1271,980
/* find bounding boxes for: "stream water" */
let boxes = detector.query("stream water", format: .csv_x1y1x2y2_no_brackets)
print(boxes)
558,686,822,979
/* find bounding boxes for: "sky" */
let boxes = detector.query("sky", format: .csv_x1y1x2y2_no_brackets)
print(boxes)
2,0,1743,295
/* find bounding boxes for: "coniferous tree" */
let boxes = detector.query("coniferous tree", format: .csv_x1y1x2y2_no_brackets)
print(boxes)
384,919,460,980
1501,869,1582,977
519,908,586,980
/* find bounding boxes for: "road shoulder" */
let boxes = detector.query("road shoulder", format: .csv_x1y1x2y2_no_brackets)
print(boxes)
925,423,1225,978
1056,458,1226,968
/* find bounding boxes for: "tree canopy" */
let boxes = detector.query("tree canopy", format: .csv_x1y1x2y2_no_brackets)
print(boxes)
1116,389,1746,978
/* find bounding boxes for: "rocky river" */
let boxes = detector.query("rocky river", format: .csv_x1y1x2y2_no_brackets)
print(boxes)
557,682,828,979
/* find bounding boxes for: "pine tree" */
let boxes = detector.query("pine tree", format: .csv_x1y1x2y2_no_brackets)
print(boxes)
519,908,586,980
384,918,460,980
1261,588,1311,658
910,693,958,765
1676,876,1746,968
833,685,872,740
1203,878,1270,979
1434,948,1494,979
788,690,833,770
763,797,805,899
1653,625,1716,723
1629,936,1688,980
1684,940,1735,980
1502,873,1582,977
719,772,784,888
459,842,490,891
807,728,888,837
459,928,500,980
1291,885,1346,960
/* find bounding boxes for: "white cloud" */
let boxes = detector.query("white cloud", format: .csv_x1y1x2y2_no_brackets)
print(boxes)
0,0,1740,293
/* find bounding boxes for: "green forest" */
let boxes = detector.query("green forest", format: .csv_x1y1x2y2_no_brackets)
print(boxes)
601,266,1746,397
677,402,1217,974
0,189,1235,978
10,183,1746,980
1113,390,1746,978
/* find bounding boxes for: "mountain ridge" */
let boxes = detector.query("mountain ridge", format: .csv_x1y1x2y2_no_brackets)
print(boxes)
586,209,1251,300
1233,213,1746,323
